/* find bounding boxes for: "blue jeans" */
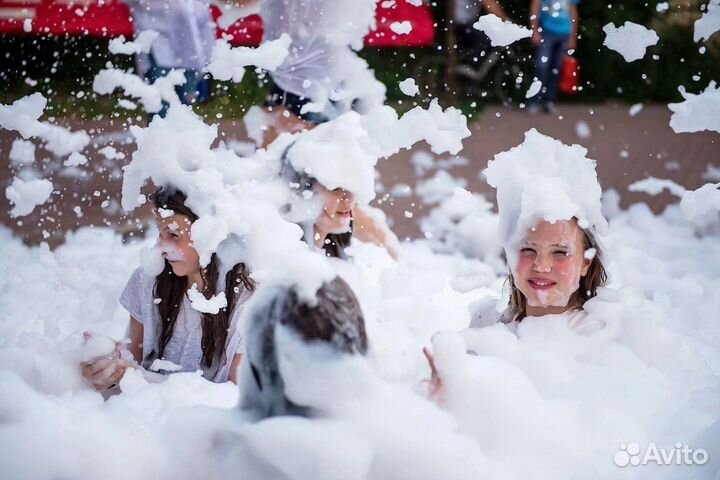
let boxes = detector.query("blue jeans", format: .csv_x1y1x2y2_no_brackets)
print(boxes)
533,31,568,104
144,54,210,118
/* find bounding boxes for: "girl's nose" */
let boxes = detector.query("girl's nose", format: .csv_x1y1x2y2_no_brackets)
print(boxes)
157,237,171,251
532,254,552,272
339,189,355,204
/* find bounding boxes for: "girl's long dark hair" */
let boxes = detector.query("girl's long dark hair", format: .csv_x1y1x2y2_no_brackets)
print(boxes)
150,187,255,375
319,227,352,259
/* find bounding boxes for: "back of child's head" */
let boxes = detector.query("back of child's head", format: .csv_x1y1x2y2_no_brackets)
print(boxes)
240,276,368,418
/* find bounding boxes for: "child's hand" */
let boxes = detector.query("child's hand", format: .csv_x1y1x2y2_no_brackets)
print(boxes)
80,342,132,392
422,347,443,401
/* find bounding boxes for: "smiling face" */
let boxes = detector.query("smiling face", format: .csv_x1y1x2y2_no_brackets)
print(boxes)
314,186,355,235
512,219,592,316
155,213,201,279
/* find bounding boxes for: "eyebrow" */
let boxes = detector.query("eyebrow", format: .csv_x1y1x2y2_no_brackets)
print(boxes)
521,241,571,248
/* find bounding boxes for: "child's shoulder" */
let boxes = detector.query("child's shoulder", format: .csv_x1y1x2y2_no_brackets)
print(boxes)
126,266,156,289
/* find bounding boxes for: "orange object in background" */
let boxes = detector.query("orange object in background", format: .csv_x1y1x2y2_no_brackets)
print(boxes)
559,55,580,95
0,0,434,48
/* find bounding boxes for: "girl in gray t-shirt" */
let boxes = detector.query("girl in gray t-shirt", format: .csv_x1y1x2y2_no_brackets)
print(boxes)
80,186,255,392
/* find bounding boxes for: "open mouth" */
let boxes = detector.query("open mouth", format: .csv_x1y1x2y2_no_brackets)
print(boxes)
528,278,557,290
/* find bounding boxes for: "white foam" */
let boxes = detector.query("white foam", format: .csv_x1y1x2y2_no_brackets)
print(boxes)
603,22,659,62
5,177,54,217
207,34,291,83
473,14,532,47
668,81,720,134
694,0,720,42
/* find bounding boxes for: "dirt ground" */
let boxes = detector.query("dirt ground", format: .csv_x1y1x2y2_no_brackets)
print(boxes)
1,102,717,247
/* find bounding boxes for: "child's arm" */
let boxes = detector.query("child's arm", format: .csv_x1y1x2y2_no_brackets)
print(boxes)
481,0,509,21
568,3,579,51
127,317,144,364
529,0,542,46
228,354,243,384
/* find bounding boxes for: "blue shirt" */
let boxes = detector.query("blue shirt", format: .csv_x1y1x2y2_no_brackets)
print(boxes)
540,0,579,36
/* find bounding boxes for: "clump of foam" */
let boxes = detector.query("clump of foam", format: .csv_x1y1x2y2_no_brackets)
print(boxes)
602,22,659,62
483,129,607,252
108,31,158,55
206,34,291,83
629,176,720,221
5,177,54,217
668,81,720,134
694,0,720,42
93,67,185,114
285,100,470,205
0,93,89,157
9,139,36,166
399,78,419,97
473,14,532,47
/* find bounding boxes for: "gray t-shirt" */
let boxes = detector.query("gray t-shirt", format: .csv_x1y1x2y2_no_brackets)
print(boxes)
119,267,252,382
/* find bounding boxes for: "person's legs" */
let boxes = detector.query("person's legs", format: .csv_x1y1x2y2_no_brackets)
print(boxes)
544,32,569,107
143,54,171,119
532,34,555,106
175,70,212,106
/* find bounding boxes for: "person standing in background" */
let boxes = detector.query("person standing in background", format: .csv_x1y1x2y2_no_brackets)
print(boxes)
124,0,216,117
256,0,386,144
528,0,579,114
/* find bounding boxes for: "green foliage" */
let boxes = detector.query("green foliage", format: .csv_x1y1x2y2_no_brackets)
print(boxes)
441,0,719,102
371,0,718,108
0,34,268,120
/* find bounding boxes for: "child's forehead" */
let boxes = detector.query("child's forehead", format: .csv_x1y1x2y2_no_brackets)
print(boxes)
154,212,192,229
522,220,581,243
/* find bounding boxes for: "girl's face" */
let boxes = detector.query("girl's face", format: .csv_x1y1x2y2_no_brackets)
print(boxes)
314,186,355,235
155,213,201,279
512,219,592,315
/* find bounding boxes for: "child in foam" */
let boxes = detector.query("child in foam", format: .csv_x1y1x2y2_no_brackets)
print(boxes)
80,186,255,393
474,128,609,332
424,129,610,391
471,216,607,332
280,144,400,260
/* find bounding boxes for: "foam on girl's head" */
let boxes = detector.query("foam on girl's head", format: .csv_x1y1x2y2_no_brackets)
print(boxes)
483,129,608,251
284,110,381,205
283,101,471,206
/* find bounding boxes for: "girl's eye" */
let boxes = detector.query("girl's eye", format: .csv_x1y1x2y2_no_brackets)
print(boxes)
554,250,569,257
170,232,179,239
520,248,535,255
